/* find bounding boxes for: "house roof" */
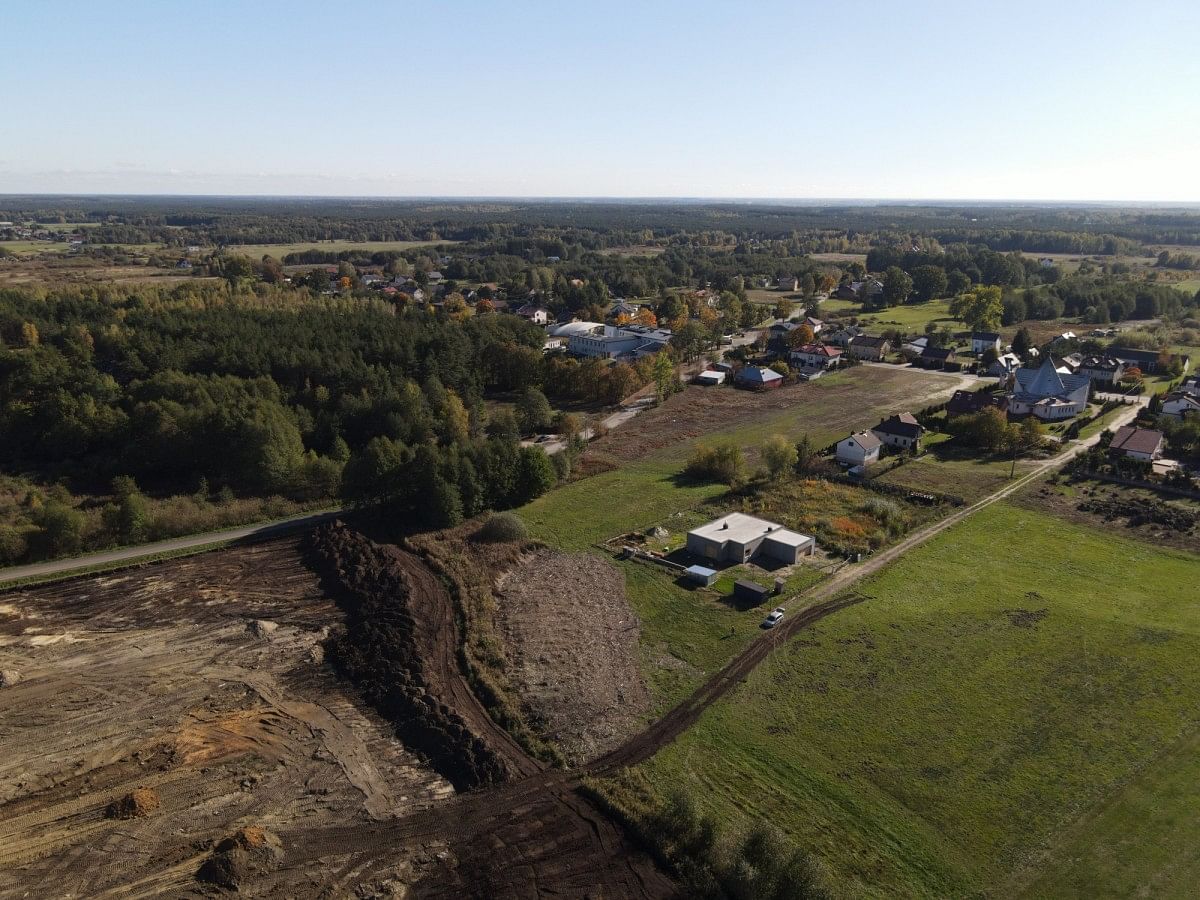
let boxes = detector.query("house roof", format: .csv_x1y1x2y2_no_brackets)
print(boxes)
921,346,954,360
1012,357,1090,405
1078,355,1123,371
689,512,811,547
549,320,605,337
971,331,1001,341
1110,425,1164,455
843,430,882,450
792,343,842,357
946,389,1004,415
849,334,889,349
1107,346,1158,365
874,413,922,439
1164,391,1200,409
736,366,783,384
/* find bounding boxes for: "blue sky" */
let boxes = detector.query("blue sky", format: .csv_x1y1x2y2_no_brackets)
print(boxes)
4,0,1199,200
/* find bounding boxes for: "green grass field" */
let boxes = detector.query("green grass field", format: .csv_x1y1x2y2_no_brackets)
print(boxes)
876,452,1037,500
636,500,1200,898
856,298,956,332
228,239,454,259
1171,278,1200,295
0,240,72,256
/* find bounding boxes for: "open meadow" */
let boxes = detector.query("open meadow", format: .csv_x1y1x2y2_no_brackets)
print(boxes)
632,499,1200,898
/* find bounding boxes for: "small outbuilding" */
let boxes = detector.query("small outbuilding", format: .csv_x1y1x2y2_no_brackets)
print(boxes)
734,366,784,391
695,369,727,386
733,579,771,604
685,564,718,587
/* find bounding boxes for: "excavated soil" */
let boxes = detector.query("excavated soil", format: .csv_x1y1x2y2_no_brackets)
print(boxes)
497,549,651,764
304,521,519,790
0,537,453,897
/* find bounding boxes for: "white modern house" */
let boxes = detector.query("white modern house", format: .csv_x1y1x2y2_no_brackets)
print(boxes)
836,431,882,467
686,513,814,566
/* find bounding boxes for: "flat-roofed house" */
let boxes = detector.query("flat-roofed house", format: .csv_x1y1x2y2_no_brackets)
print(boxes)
686,513,815,565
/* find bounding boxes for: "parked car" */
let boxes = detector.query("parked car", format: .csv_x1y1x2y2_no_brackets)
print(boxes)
762,607,785,628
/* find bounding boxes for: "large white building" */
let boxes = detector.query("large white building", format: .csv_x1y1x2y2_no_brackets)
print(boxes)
1008,357,1090,420
550,321,672,360
686,513,814,566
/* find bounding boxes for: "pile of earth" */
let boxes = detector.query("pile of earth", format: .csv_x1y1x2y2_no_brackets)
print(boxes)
304,521,510,791
105,787,160,819
196,826,283,889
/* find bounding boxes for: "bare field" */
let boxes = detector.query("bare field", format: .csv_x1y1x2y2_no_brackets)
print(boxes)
0,537,455,897
0,530,674,898
497,549,650,764
591,365,971,463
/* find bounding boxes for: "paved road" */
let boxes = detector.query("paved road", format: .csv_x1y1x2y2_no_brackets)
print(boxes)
0,509,342,587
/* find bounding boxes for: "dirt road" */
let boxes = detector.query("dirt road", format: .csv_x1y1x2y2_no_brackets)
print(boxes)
0,509,342,587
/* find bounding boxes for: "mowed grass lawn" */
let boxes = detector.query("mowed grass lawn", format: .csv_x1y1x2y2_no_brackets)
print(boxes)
857,298,956,332
637,500,1200,898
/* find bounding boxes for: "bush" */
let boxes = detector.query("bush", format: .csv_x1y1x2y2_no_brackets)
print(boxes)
857,496,903,527
0,525,27,565
474,512,529,543
685,443,744,484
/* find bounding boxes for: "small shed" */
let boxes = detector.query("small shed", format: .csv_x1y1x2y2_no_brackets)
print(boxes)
685,564,718,586
733,579,770,604
695,370,726,386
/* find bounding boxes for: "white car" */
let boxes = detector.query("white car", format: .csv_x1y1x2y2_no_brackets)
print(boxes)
762,607,785,628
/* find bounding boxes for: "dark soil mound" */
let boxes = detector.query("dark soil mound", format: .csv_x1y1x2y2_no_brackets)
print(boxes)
105,786,160,819
196,826,283,888
304,521,510,791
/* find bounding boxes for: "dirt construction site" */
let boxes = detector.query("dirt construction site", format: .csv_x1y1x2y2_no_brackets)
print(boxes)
0,528,674,898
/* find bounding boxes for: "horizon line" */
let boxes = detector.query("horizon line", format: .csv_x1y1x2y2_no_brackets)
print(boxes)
2,192,1200,208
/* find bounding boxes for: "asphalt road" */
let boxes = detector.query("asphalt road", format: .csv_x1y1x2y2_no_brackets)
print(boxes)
0,509,342,586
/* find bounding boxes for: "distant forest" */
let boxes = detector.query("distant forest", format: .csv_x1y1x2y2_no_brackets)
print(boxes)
4,196,1200,251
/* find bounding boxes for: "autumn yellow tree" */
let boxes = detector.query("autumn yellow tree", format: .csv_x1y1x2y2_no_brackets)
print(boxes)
634,308,658,327
786,324,815,347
